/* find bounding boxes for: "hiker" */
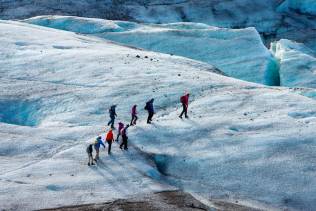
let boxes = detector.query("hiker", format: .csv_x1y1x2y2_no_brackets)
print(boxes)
107,105,117,129
116,122,124,142
86,143,95,166
94,135,105,161
145,98,155,124
105,129,114,155
120,124,130,150
130,105,138,126
179,93,190,119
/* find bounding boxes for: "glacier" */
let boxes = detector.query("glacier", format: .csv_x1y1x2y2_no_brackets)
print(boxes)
1,0,316,52
271,39,316,88
25,15,279,86
1,20,316,210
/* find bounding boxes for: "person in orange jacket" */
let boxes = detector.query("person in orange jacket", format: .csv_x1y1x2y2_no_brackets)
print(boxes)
105,129,114,155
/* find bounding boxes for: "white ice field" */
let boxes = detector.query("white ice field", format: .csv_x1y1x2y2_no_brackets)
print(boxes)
1,17,316,210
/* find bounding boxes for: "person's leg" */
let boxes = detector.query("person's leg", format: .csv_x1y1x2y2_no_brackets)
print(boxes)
88,153,91,165
130,115,134,125
116,133,120,142
108,141,112,154
149,112,154,122
91,154,94,164
179,103,185,118
121,135,126,150
184,105,188,118
147,112,151,124
89,153,94,165
95,148,99,160
133,115,138,125
111,117,115,128
125,137,128,150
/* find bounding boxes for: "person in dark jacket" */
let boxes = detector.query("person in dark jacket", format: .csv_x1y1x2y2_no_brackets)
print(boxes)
86,144,95,166
107,105,117,129
144,98,154,124
130,105,138,126
179,93,190,119
94,135,105,161
120,124,130,150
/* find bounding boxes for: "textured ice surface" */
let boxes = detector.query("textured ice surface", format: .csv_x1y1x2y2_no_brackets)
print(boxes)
1,21,316,210
278,0,316,15
25,16,278,85
1,0,316,52
271,39,316,88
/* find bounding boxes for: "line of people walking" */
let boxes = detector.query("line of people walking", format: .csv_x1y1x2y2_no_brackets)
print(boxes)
86,93,190,166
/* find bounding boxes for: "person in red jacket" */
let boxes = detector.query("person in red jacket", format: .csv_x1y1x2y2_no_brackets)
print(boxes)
179,93,190,119
105,129,114,155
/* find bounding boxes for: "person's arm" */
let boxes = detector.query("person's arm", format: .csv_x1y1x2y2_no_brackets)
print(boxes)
101,141,105,148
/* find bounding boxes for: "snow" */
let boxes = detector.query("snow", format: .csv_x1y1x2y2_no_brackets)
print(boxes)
25,15,279,86
271,39,316,88
1,20,316,210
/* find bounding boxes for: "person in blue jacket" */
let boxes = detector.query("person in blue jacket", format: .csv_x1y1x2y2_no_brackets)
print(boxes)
144,98,155,124
107,105,117,129
94,135,105,161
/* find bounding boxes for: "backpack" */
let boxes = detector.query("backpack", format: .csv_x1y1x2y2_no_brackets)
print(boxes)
144,102,149,110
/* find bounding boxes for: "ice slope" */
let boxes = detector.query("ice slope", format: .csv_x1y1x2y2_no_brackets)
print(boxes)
271,39,316,88
0,20,223,210
25,16,279,86
1,0,316,52
1,20,316,210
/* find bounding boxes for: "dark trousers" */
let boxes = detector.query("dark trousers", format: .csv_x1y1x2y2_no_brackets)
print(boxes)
87,152,93,165
116,133,121,142
120,135,128,150
147,112,154,123
107,117,115,128
106,140,112,154
130,115,138,125
180,103,188,118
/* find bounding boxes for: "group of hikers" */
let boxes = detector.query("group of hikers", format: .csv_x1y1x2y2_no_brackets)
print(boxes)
86,93,190,166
